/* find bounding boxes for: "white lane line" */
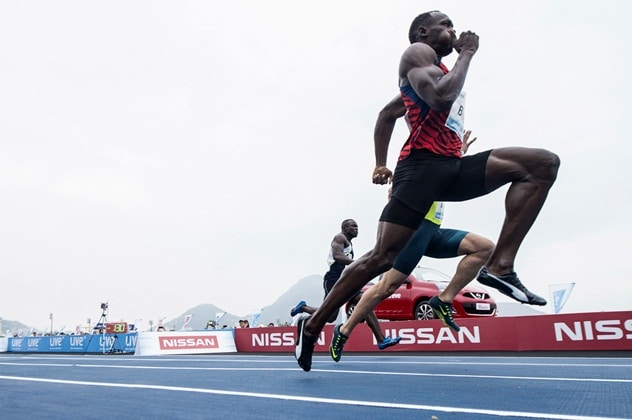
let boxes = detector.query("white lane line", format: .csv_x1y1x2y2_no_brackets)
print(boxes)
0,375,626,420
309,368,632,383
81,365,632,383
0,362,75,367
1,362,630,383
3,355,632,368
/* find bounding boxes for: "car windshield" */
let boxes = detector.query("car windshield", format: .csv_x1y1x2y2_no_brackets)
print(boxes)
371,266,451,285
412,267,451,291
413,266,451,281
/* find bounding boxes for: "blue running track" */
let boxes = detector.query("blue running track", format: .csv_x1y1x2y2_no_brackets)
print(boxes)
1,353,630,419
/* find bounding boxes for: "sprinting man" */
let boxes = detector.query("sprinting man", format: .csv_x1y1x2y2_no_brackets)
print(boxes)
295,10,560,372
329,129,494,363
290,219,400,351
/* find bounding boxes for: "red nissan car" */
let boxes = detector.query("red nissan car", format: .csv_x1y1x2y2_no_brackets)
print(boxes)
347,266,497,321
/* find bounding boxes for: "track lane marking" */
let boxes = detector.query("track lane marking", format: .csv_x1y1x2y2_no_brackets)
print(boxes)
0,374,626,420
1,362,630,383
2,355,632,368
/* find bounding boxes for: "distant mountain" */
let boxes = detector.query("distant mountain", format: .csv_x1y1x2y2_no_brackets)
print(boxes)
0,317,34,336
255,274,340,326
167,274,331,329
162,303,242,331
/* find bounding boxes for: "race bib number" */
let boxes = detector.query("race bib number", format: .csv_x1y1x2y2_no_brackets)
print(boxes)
433,202,444,222
445,91,466,139
424,202,444,225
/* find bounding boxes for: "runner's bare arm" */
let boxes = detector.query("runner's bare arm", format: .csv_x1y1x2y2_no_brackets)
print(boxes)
373,95,407,185
400,34,478,111
330,234,353,265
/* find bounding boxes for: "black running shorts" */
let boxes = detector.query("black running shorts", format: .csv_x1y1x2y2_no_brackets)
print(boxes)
380,149,492,229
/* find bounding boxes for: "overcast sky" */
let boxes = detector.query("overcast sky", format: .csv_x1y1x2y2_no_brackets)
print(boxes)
1,0,631,331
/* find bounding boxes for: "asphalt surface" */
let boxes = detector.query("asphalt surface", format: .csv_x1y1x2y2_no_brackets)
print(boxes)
1,353,630,419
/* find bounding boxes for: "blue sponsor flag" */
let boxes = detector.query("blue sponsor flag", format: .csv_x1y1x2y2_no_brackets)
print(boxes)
250,310,262,327
548,283,575,314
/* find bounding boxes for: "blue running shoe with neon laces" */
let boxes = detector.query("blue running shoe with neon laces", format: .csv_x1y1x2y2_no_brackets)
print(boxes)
377,336,401,350
329,324,348,362
429,295,460,332
290,300,306,317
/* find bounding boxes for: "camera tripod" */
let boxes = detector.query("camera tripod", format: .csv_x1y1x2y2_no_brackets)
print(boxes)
84,302,123,354
96,309,108,329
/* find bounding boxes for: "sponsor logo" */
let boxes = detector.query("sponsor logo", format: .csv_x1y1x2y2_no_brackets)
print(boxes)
70,336,85,347
125,335,137,347
381,326,481,345
554,319,632,341
251,332,295,347
250,331,325,348
27,338,41,348
387,294,402,299
49,337,63,347
159,335,219,350
99,336,118,347
249,328,478,348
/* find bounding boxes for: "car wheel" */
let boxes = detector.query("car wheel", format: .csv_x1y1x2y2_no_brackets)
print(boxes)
415,300,435,320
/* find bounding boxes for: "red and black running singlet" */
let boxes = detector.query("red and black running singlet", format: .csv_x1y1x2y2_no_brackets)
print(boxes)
398,62,463,160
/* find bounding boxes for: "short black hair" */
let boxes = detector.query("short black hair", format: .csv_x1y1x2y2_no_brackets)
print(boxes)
341,219,356,229
408,10,440,44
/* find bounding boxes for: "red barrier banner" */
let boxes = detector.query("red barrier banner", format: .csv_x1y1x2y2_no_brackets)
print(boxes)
233,311,632,353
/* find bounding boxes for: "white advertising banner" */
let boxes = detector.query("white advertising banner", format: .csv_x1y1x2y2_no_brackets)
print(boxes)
135,330,237,356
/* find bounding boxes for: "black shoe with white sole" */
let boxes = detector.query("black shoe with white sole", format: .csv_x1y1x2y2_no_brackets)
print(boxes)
294,314,317,372
477,266,547,306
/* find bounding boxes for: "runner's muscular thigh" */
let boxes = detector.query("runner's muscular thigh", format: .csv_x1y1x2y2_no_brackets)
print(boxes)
484,147,538,191
372,221,417,266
